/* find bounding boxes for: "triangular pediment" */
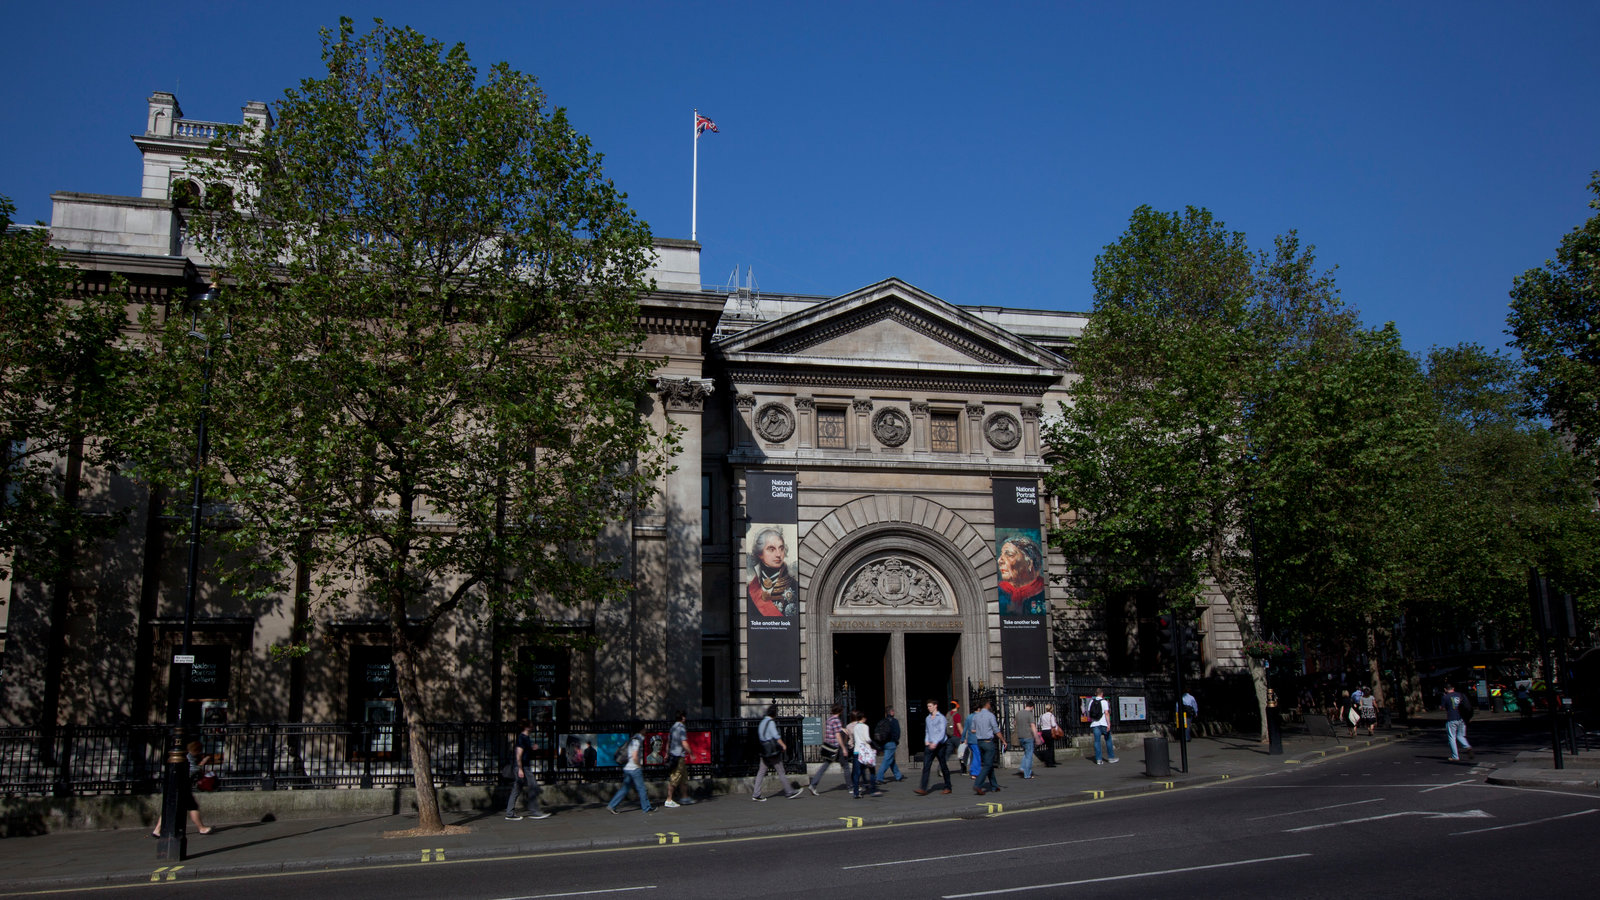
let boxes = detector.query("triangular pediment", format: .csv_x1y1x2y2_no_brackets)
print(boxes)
716,278,1065,374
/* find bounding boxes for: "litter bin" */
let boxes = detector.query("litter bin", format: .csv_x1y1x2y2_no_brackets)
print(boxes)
1144,736,1170,777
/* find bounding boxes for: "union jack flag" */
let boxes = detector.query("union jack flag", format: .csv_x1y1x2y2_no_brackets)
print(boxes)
696,114,719,135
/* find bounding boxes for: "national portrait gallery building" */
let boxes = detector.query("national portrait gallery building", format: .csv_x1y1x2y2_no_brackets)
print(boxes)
1,94,1250,735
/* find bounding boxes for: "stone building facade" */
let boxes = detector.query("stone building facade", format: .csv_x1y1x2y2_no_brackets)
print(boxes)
1,93,1247,732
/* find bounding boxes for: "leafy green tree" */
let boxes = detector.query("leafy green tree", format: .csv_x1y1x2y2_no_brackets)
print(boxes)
1044,206,1351,736
1509,172,1600,486
1,195,136,729
1413,345,1598,651
140,21,675,832
1250,322,1436,711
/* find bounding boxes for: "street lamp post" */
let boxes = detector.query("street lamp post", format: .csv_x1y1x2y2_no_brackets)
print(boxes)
156,286,223,861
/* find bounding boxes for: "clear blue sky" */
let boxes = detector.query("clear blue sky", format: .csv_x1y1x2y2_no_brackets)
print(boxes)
5,2,1596,357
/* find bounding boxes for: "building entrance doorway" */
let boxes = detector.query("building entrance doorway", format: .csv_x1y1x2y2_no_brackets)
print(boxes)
905,633,960,753
833,633,888,719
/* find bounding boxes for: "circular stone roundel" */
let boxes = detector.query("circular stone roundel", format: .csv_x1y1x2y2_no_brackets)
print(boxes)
984,412,1022,451
754,402,796,442
872,407,911,447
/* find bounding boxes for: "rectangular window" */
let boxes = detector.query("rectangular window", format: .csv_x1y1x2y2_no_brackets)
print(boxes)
816,408,847,449
701,474,713,543
930,411,960,452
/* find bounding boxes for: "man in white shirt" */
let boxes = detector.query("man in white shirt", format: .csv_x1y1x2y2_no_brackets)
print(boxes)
1088,688,1119,765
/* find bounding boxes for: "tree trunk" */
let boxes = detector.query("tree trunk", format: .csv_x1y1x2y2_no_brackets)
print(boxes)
392,632,443,832
1219,586,1269,740
1365,621,1386,710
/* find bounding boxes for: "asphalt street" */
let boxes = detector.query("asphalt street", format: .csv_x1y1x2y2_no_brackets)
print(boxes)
7,716,1594,899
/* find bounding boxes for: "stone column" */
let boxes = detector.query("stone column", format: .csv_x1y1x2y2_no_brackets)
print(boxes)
853,398,874,455
909,401,930,455
629,376,712,717
966,403,985,459
1021,404,1043,461
735,393,757,449
795,396,815,449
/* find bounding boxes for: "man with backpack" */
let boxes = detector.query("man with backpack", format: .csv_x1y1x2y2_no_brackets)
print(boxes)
606,721,654,814
1087,688,1119,765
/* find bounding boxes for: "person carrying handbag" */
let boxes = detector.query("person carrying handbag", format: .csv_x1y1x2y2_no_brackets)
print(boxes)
752,705,804,801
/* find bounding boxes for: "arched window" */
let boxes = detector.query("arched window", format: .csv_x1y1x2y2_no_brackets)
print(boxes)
171,179,201,208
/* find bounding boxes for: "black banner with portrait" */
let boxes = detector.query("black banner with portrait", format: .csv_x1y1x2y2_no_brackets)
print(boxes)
994,478,1049,687
745,471,801,692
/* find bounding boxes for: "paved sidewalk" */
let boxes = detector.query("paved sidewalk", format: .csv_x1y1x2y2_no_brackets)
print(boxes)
0,727,1419,893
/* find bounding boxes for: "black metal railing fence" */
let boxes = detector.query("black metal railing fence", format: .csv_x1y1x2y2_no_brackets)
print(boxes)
0,716,807,798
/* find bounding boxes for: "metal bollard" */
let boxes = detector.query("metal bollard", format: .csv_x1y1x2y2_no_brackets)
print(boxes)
1144,736,1170,777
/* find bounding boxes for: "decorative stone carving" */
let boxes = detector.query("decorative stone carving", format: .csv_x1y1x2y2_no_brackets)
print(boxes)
872,407,911,447
909,401,930,415
966,403,985,419
658,377,713,412
735,393,757,410
837,557,948,610
754,402,796,442
852,398,874,414
794,396,816,411
1020,404,1043,422
984,411,1022,451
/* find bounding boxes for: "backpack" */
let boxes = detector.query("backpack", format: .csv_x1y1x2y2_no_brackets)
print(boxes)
872,718,892,747
1088,699,1104,721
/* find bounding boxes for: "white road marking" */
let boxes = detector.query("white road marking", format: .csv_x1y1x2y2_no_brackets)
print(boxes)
844,833,1135,869
1421,778,1476,793
486,888,657,899
1245,798,1384,820
1450,808,1598,836
942,853,1312,897
1287,809,1491,832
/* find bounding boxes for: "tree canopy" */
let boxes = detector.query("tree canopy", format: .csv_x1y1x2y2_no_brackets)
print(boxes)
1045,205,1442,727
138,20,675,832
1509,172,1600,486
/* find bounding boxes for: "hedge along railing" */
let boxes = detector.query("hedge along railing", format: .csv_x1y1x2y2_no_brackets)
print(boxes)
0,718,807,798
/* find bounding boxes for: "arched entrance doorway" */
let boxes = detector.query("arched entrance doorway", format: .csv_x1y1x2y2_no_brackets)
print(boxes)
802,503,993,743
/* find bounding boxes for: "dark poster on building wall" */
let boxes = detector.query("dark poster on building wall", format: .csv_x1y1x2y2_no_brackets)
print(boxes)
994,478,1048,687
745,471,801,692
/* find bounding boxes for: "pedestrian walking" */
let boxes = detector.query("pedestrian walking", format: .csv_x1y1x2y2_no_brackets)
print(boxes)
875,707,904,783
1181,691,1198,741
847,710,883,798
807,704,847,795
969,698,1005,794
1441,684,1475,762
606,722,653,814
152,741,216,838
1357,688,1378,737
949,701,967,769
1087,688,1119,764
664,709,695,807
752,704,804,801
1013,700,1039,779
914,699,952,795
1038,703,1060,767
504,719,551,820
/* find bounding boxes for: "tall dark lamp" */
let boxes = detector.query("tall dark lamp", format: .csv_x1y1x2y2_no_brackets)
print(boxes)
156,285,225,861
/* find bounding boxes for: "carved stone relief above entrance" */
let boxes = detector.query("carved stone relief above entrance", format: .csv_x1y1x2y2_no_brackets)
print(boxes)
835,556,954,613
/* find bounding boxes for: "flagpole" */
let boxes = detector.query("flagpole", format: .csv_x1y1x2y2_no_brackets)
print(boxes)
692,108,699,242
